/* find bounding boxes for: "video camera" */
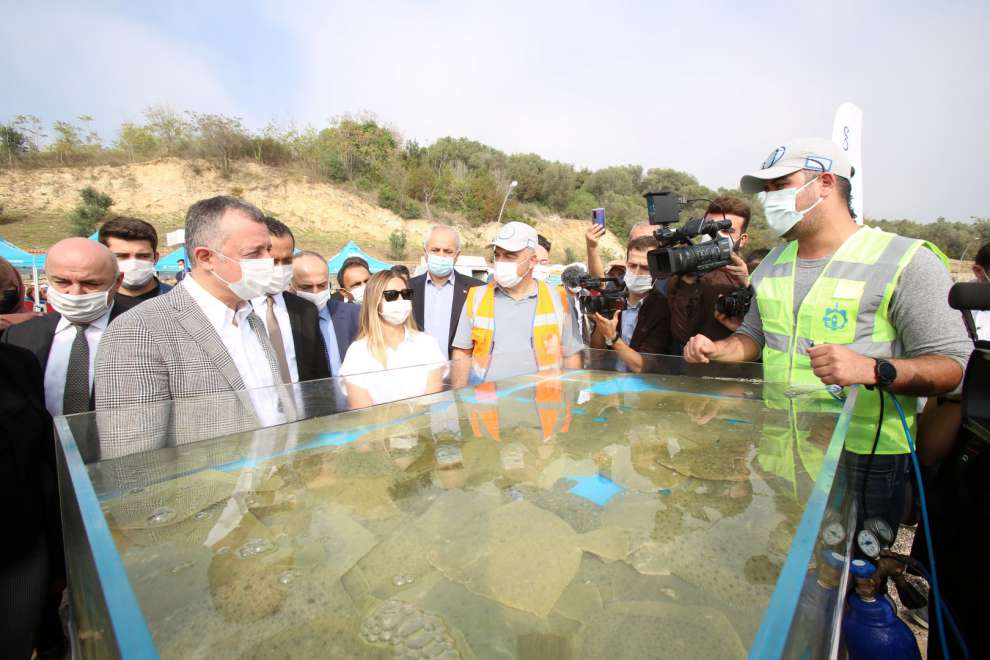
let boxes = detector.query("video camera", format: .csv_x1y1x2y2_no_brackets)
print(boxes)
950,282,990,444
644,192,734,278
716,285,755,319
576,275,628,320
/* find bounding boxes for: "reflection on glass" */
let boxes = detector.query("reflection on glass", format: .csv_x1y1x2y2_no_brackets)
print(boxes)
59,353,849,658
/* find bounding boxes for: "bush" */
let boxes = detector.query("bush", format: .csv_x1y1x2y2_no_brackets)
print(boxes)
388,230,407,260
563,246,578,264
69,186,113,237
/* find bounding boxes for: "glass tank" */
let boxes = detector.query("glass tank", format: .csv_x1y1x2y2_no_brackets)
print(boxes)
54,350,856,659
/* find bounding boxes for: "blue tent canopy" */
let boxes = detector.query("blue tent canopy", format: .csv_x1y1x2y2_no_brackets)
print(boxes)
0,237,46,270
327,241,393,276
155,247,187,273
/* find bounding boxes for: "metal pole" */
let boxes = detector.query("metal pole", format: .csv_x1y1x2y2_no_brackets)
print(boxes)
495,180,518,226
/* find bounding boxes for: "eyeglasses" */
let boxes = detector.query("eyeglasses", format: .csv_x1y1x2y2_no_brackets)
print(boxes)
382,288,414,302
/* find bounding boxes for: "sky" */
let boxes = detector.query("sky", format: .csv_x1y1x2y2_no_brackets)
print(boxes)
2,0,988,222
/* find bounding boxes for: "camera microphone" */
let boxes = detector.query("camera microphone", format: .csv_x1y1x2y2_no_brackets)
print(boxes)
949,282,990,312
561,263,588,290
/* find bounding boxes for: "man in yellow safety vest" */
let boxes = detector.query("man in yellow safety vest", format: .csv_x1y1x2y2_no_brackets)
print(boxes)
684,137,972,532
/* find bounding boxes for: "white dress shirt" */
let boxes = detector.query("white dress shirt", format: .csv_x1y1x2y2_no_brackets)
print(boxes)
250,292,300,383
44,306,113,417
183,277,281,425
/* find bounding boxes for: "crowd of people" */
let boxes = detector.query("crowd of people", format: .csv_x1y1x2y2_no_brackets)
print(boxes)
1,134,989,657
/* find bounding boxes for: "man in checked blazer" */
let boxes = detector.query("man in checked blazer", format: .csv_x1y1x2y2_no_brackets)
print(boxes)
94,196,297,455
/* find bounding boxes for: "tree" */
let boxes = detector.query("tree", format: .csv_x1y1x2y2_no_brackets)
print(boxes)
388,230,407,260
144,105,191,156
187,112,252,176
117,123,159,161
51,120,82,164
69,186,114,236
0,124,28,166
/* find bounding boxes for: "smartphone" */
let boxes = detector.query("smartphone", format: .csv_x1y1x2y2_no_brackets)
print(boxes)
592,208,606,227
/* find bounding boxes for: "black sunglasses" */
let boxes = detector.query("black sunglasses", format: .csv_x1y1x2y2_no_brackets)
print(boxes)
382,288,414,302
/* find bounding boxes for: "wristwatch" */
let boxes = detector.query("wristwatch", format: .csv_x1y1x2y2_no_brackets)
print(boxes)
874,358,897,389
604,336,617,348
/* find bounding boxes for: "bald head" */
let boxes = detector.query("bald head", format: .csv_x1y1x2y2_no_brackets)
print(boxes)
291,252,331,294
46,237,121,295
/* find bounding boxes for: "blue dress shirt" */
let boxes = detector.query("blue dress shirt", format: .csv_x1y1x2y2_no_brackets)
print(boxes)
423,275,455,358
318,304,343,376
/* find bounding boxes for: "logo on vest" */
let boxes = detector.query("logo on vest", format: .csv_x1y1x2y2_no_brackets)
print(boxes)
823,305,848,331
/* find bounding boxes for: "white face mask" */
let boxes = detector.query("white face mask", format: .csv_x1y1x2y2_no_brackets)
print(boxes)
349,284,366,304
758,176,823,237
532,264,551,281
265,264,294,295
296,288,331,310
427,254,455,278
47,287,112,323
211,252,274,301
380,298,412,325
118,259,156,289
624,272,653,294
494,260,527,289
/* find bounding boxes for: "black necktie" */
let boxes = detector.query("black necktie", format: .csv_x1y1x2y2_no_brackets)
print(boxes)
63,322,91,415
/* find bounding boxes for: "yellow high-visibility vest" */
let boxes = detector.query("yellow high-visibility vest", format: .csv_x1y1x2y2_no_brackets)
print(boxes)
753,227,948,455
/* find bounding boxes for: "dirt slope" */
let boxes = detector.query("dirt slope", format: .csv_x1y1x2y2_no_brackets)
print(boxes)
0,158,626,262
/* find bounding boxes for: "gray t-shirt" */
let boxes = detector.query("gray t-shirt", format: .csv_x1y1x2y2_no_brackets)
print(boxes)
736,246,973,372
452,284,583,382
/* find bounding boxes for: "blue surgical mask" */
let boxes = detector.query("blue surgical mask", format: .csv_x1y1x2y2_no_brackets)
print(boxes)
547,274,562,287
758,176,822,237
427,254,454,277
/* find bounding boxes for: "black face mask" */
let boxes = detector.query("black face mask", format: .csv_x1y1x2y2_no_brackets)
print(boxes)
0,289,20,314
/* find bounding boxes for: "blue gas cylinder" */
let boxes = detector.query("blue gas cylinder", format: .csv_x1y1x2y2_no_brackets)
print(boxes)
843,560,921,660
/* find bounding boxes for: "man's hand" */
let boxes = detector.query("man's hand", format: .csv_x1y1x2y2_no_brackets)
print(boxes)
807,343,876,387
722,252,749,288
585,224,606,249
683,334,717,363
714,310,742,332
593,312,618,343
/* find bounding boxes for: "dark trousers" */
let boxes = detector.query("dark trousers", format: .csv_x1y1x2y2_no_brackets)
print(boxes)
840,449,911,533
0,536,48,660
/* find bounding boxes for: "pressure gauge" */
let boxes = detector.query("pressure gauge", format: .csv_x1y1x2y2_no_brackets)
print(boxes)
864,517,895,548
857,529,881,559
822,521,846,546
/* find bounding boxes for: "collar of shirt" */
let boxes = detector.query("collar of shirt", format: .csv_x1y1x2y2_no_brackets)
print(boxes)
55,303,113,334
251,291,285,313
183,275,249,333
494,282,539,300
626,297,644,311
426,274,454,290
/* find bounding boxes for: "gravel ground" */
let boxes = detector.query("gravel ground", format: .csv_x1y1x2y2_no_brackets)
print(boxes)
890,524,929,658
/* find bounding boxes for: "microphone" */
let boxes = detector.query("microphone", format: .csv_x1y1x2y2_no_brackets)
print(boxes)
561,263,587,290
949,282,990,312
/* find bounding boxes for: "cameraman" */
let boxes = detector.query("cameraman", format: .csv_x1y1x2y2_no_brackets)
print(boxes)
667,196,752,351
683,137,972,534
589,236,671,371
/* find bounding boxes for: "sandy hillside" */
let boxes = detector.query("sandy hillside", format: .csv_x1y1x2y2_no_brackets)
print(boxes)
0,158,626,262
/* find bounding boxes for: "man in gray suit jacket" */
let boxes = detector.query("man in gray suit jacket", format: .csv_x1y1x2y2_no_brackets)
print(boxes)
94,196,297,456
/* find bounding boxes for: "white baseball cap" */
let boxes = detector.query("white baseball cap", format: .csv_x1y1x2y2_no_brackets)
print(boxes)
740,137,854,193
491,221,539,252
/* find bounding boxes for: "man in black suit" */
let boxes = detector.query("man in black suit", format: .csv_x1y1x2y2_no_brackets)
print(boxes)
251,218,330,383
291,250,360,376
1,237,124,417
410,225,484,358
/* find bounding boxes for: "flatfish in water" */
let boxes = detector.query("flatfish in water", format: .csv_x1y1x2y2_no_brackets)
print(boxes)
428,500,582,618
360,599,464,659
251,616,386,659
575,600,746,660
108,470,239,529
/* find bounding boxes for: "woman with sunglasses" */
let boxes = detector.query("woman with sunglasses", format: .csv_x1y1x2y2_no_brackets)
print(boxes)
339,270,447,408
